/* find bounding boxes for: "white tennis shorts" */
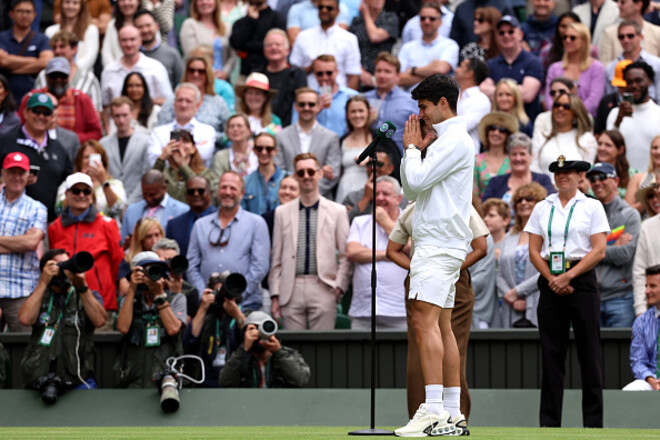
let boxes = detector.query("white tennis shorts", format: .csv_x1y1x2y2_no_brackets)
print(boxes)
408,246,463,309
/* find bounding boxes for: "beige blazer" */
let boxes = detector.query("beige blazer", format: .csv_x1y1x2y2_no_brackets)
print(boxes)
599,20,660,65
572,0,620,48
269,196,352,307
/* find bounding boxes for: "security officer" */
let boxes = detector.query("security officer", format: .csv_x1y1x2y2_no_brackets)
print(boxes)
524,155,610,428
115,251,187,388
18,249,107,389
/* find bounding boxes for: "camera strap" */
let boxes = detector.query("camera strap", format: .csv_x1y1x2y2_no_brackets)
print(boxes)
39,288,74,346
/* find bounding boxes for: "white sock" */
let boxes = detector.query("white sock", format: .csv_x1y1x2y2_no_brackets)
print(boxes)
443,387,461,418
425,384,444,415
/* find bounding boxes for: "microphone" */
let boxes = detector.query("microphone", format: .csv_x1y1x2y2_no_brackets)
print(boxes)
355,121,397,165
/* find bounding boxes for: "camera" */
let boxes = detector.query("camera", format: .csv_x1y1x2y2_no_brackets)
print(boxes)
243,311,278,340
167,255,188,277
52,251,94,288
143,263,168,281
36,373,70,405
153,366,180,413
208,271,247,303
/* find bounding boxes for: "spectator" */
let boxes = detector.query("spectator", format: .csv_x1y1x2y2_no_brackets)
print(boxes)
531,93,597,180
459,6,501,62
302,54,358,138
349,0,399,88
148,83,217,167
398,3,458,90
55,139,127,224
100,97,152,205
364,52,419,153
218,311,310,387
115,250,186,388
242,132,286,215
498,183,547,328
593,130,637,200
45,0,99,72
533,76,576,140
121,169,189,241
140,1,176,39
588,162,640,327
187,171,270,311
187,46,236,112
474,112,516,198
289,0,361,90
220,0,248,26
0,74,20,135
235,73,282,136
48,172,123,315
0,0,54,103
539,12,584,71
469,214,497,329
522,0,558,55
401,0,453,44
118,217,165,297
573,0,619,48
261,29,307,127
632,173,660,315
180,0,236,81
626,135,660,212
606,61,660,171
492,78,533,137
0,93,73,222
45,92,81,165
275,88,341,199
545,23,605,117
54,0,112,37
261,174,300,238
456,57,491,153
18,249,106,389
449,0,513,50
212,114,258,177
136,10,184,92
334,95,370,203
101,0,140,67
287,0,351,44
482,198,510,258
269,153,351,330
0,152,47,333
347,176,407,330
229,0,286,77
20,57,103,143
166,176,216,258
114,72,161,132
153,128,219,203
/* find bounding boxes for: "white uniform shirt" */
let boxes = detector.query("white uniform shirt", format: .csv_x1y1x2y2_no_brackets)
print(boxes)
401,117,474,255
100,53,173,106
524,191,610,260
148,118,217,167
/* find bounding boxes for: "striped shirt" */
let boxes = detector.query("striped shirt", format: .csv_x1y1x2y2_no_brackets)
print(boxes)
0,189,48,299
295,201,319,275
630,306,660,381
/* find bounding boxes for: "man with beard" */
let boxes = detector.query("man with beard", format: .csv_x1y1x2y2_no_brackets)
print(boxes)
135,10,183,91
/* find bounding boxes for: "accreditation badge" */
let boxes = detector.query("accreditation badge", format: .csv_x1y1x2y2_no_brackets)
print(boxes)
212,346,227,368
145,324,161,347
550,252,566,275
38,327,56,346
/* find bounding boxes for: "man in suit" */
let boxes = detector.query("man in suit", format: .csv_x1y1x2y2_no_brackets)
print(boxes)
269,152,351,330
275,87,341,198
573,0,619,48
100,97,151,204
598,0,660,64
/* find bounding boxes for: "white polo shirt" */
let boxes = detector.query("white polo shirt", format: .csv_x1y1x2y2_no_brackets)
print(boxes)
147,118,217,167
100,53,173,106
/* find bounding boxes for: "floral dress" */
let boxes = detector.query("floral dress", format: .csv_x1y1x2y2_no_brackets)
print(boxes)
474,154,510,198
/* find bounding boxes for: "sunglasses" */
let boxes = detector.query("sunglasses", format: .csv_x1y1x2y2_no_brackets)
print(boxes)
315,70,334,77
618,33,637,41
70,187,92,196
187,68,206,75
30,107,53,116
186,188,206,196
254,145,276,153
208,226,230,247
318,5,334,11
515,195,536,204
297,101,316,108
487,124,511,134
647,191,660,200
553,102,572,110
562,35,577,42
48,73,68,81
474,16,484,23
420,16,438,22
296,168,318,178
588,174,610,183
498,29,515,36
549,89,568,97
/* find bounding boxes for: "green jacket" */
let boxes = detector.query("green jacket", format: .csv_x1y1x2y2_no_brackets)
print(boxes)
153,159,219,203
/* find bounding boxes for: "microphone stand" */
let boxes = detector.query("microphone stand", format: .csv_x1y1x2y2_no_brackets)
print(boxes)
349,148,393,436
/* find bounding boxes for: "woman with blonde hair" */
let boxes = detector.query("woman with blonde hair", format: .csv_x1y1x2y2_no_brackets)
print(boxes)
626,135,660,212
46,0,99,72
545,22,604,116
460,6,501,61
493,78,532,136
118,217,165,296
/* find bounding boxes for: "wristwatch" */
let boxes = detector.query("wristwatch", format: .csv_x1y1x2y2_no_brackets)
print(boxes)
154,293,167,307
76,285,89,295
102,181,111,189
406,144,418,151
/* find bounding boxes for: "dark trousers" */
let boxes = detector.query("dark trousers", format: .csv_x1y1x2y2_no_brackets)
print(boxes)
537,269,603,428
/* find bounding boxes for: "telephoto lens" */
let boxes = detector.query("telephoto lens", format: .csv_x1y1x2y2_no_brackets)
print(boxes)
159,374,180,413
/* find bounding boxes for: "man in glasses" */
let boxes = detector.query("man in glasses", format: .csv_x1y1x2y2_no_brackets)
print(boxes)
286,0,351,45
48,172,123,319
0,92,72,222
521,0,558,55
587,163,640,327
270,153,350,330
243,133,286,215
135,10,184,91
187,171,270,311
275,87,341,198
401,0,453,45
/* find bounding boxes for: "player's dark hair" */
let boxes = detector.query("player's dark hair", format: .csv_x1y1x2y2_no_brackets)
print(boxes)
411,74,459,112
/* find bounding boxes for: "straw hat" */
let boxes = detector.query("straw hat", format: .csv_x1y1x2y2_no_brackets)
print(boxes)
477,112,518,147
235,72,278,97
635,173,658,216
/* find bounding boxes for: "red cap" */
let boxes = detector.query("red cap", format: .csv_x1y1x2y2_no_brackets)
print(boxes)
2,152,30,171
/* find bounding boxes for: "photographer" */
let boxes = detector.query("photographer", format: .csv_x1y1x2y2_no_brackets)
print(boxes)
115,251,187,388
152,238,199,323
183,272,246,387
218,311,310,388
18,249,106,391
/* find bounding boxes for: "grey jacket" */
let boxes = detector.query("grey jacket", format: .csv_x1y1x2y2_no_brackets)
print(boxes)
470,235,499,327
596,195,641,301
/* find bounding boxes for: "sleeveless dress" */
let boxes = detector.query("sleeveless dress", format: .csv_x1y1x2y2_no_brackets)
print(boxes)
335,140,368,203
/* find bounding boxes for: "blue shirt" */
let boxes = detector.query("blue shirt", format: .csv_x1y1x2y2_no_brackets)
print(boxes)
521,15,558,55
286,0,351,30
0,189,48,299
242,166,286,215
292,86,358,137
0,29,51,103
488,50,544,121
186,208,270,310
166,205,217,258
364,87,419,153
630,306,660,381
120,193,190,242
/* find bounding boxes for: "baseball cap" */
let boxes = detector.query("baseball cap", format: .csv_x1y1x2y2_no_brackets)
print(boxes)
131,251,164,269
611,59,633,87
497,15,521,29
586,162,617,179
2,152,30,171
45,57,70,76
65,172,93,190
26,93,54,111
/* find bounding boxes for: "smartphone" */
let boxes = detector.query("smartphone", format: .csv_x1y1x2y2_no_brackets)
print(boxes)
170,130,181,141
89,153,102,167
623,92,634,105
29,165,40,177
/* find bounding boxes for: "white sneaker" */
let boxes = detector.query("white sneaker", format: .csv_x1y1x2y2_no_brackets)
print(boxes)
395,404,456,437
443,414,469,436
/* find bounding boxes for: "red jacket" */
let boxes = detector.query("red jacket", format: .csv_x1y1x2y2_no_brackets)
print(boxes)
19,87,103,143
48,206,123,311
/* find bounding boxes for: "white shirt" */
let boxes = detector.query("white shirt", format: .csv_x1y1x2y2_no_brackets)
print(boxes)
100,53,173,106
401,117,474,254
606,100,660,171
401,6,453,44
148,118,216,167
530,129,597,179
457,86,492,154
347,213,407,318
289,24,361,89
398,35,459,90
524,191,610,260
296,122,317,154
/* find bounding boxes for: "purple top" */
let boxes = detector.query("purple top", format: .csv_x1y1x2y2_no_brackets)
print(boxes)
545,59,605,117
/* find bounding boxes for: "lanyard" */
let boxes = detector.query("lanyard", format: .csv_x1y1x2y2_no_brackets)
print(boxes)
547,201,578,254
46,287,74,328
